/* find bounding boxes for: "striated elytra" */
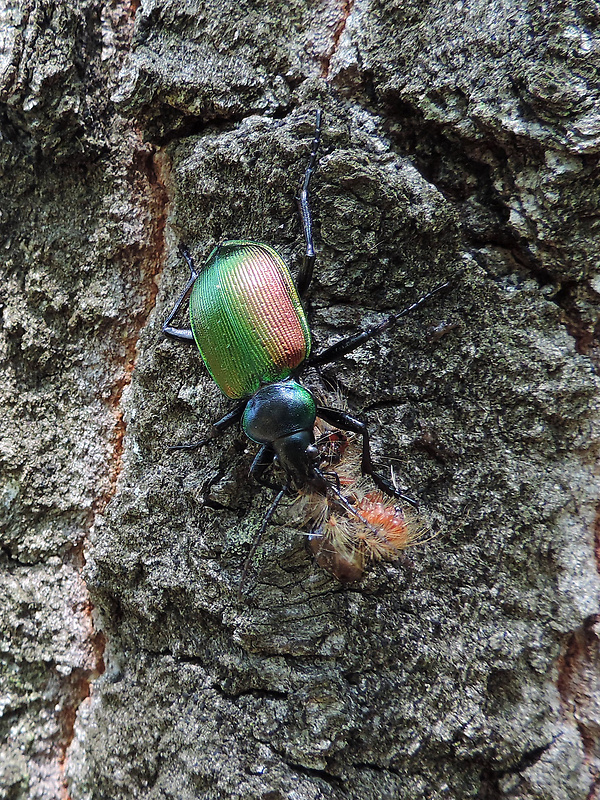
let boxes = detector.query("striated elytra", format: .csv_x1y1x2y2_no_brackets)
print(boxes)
189,240,311,400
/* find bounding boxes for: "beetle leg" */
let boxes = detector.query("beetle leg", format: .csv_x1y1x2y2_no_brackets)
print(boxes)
296,109,322,298
249,445,282,491
169,401,247,451
162,244,200,342
307,279,452,367
316,406,419,508
238,483,289,601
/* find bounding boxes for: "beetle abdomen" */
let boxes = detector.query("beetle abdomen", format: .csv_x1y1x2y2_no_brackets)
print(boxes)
189,240,311,399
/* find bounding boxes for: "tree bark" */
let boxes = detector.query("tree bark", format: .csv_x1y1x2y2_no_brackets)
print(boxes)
1,2,599,799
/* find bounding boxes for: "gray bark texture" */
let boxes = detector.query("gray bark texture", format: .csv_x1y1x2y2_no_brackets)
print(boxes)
1,1,599,798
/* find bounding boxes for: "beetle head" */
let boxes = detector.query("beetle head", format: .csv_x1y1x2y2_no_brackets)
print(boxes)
272,430,320,487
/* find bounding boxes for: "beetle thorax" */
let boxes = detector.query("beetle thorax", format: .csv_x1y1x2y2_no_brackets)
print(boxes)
242,380,318,484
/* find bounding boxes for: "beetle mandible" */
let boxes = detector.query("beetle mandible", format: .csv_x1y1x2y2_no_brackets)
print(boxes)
163,111,450,584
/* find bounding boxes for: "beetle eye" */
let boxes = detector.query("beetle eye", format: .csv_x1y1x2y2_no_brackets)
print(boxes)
306,445,319,462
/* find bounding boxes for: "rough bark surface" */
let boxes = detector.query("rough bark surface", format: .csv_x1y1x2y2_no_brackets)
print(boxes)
1,1,599,799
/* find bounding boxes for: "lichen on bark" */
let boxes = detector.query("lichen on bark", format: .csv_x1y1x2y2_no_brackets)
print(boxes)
1,1,600,799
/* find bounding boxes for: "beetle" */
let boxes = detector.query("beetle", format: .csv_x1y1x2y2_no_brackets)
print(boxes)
162,110,450,586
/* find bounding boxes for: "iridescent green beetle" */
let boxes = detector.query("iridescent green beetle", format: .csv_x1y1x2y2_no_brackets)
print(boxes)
163,111,450,588
189,240,311,399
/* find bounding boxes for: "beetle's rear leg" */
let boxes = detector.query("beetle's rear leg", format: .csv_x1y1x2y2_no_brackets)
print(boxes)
296,109,322,298
163,244,200,342
169,401,247,451
316,406,418,508
308,279,452,367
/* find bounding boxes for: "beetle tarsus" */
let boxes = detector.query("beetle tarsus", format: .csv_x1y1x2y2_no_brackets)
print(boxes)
315,405,419,508
369,472,419,510
162,243,202,341
178,242,200,279
168,402,247,452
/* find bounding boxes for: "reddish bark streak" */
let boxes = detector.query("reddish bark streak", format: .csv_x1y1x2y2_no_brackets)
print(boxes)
557,617,600,797
56,141,169,796
594,499,600,577
96,146,169,515
54,2,170,788
320,0,355,78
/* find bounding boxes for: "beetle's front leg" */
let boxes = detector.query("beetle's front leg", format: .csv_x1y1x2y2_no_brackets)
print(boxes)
169,401,247,451
162,244,200,342
316,406,418,508
249,445,282,491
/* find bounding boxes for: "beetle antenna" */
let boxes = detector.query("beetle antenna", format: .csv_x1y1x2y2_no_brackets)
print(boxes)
238,483,289,601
